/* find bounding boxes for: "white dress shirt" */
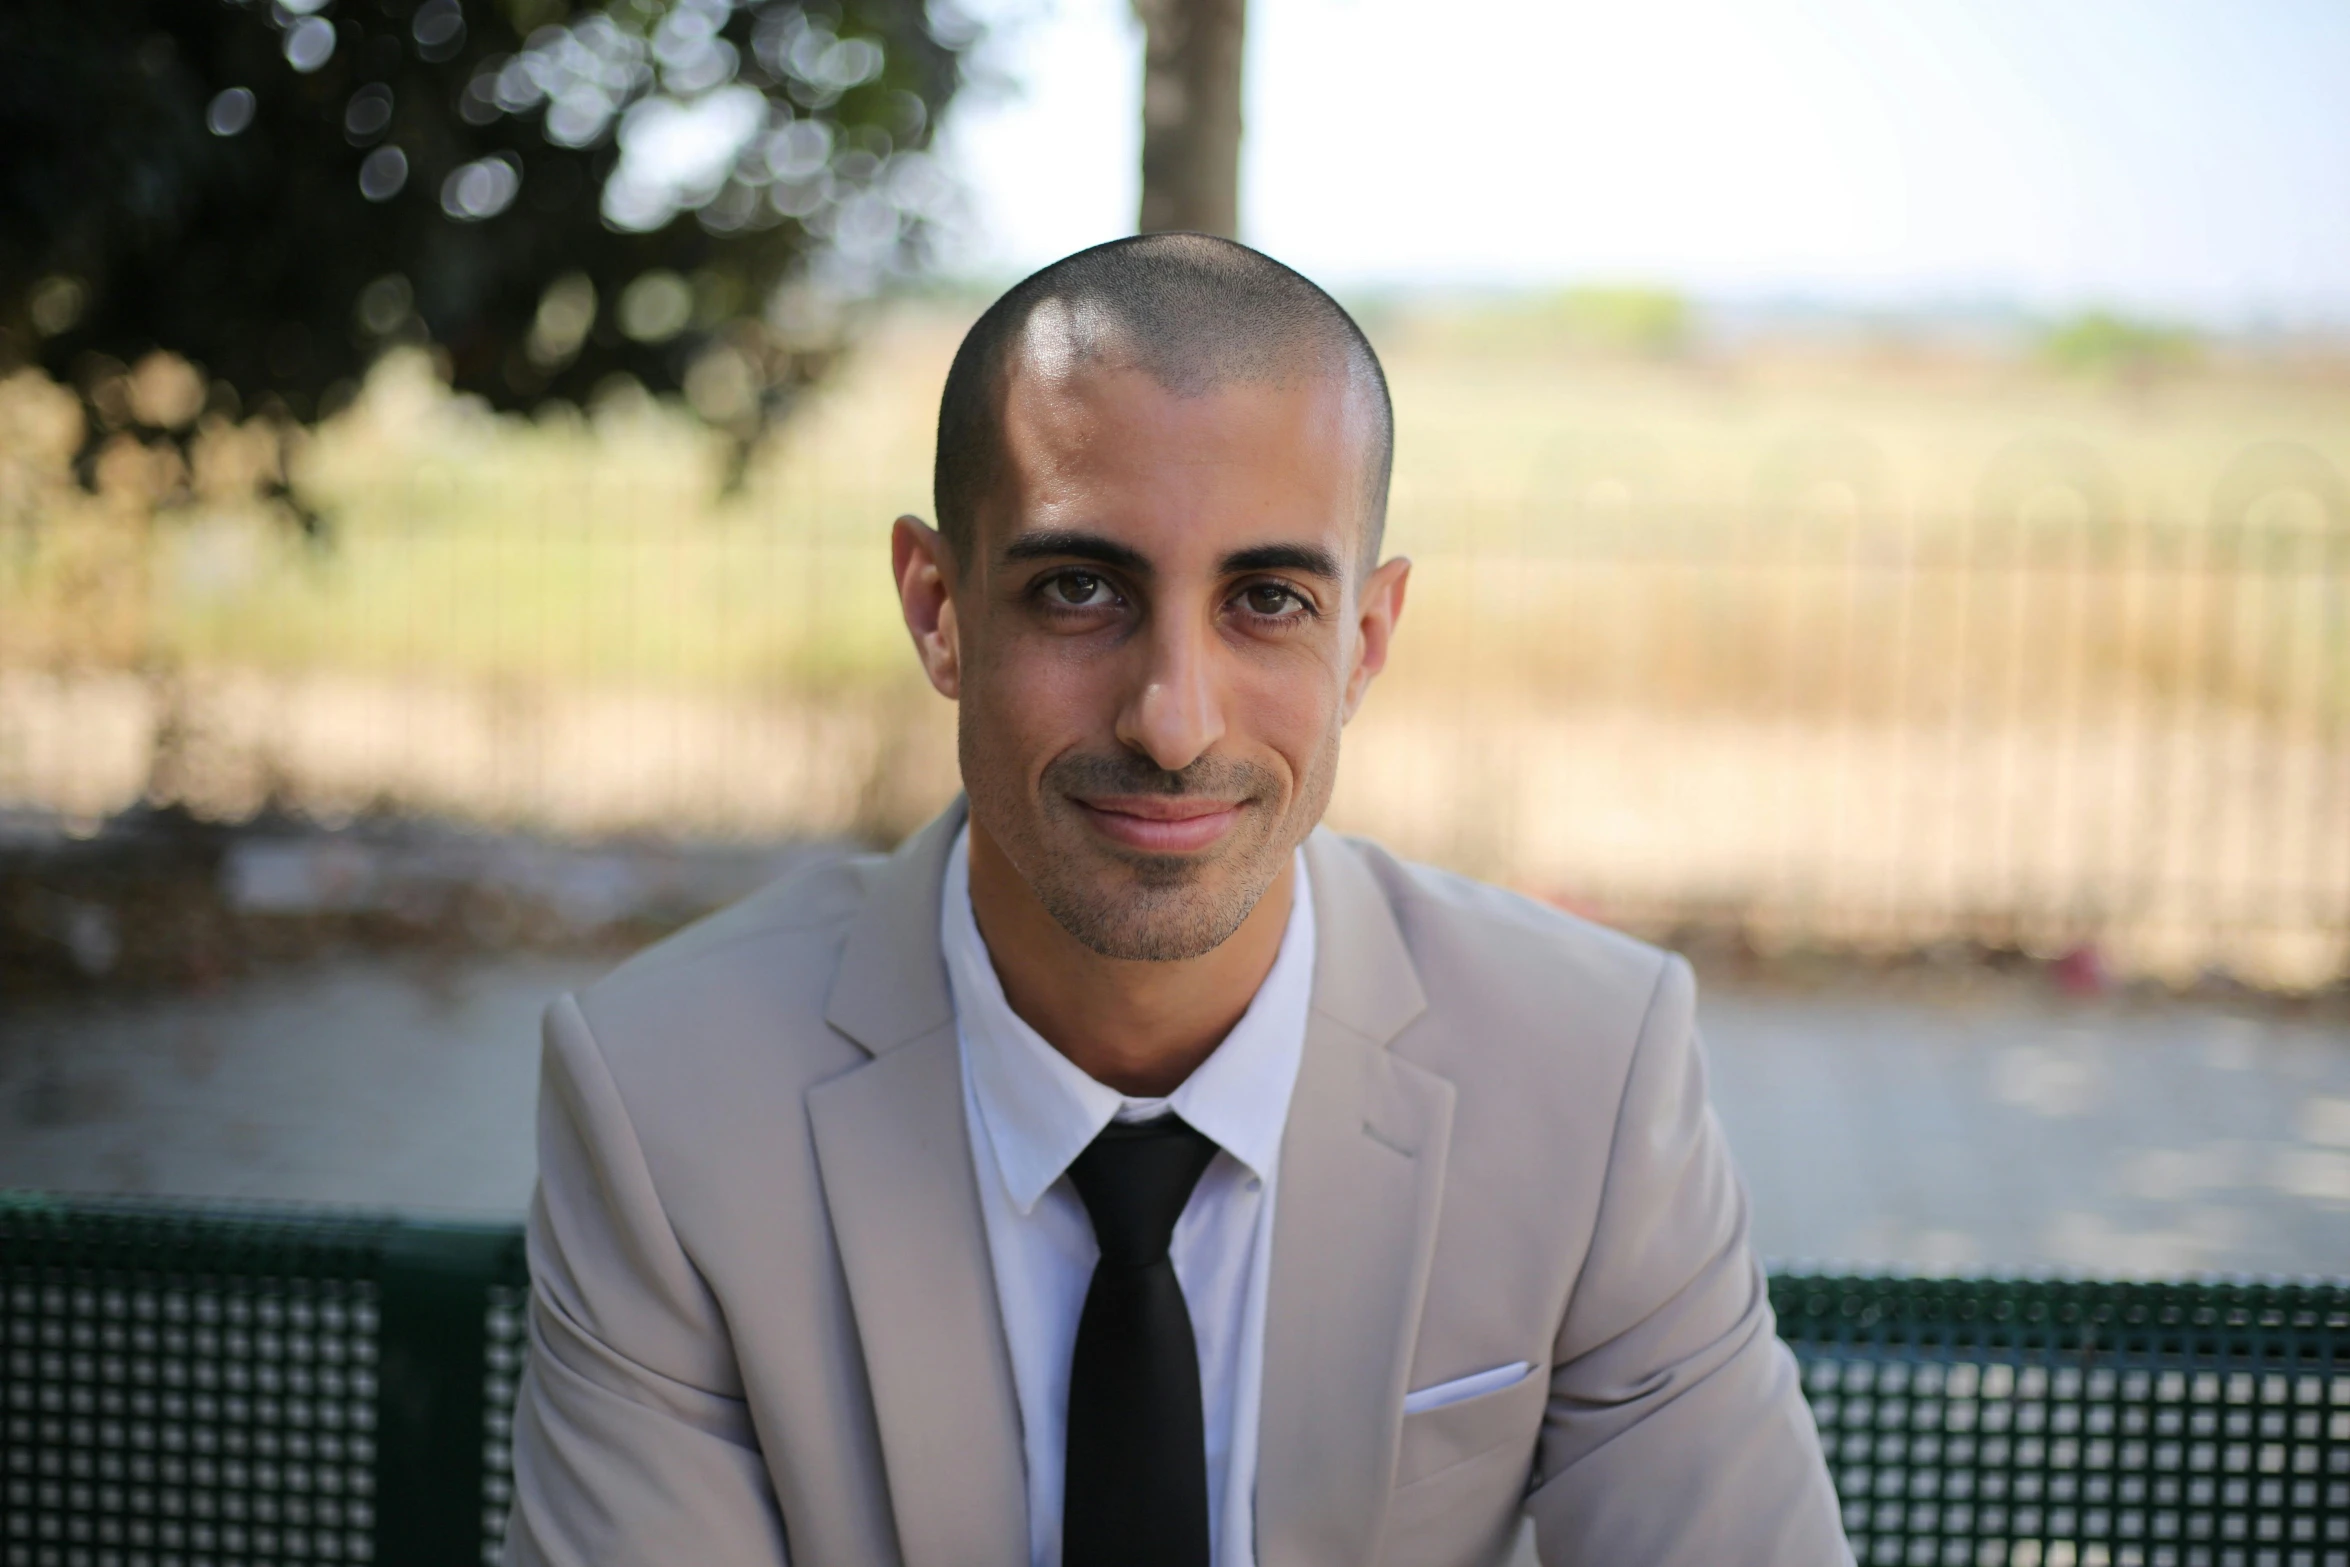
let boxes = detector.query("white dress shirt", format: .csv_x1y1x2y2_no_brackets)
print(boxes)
941,825,1315,1567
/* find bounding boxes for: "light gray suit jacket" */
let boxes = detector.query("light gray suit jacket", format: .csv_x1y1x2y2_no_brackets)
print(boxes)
503,800,1852,1566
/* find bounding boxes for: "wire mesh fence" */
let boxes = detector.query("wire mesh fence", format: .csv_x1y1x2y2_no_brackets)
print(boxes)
1355,466,2350,989
3,344,2346,988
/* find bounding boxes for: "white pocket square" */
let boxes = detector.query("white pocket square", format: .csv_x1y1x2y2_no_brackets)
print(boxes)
1402,1360,1534,1415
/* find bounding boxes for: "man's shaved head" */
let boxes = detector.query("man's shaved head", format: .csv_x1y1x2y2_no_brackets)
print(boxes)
894,232,1415,983
933,233,1394,571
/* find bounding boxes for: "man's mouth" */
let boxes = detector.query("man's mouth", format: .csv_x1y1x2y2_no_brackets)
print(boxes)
1070,794,1246,854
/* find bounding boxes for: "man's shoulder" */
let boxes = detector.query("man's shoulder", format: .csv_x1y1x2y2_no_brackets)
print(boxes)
1343,834,1675,1006
565,845,886,1075
1330,833,1684,1090
1329,838,1698,1260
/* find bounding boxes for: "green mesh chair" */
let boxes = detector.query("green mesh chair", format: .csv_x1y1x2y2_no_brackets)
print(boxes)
6,1193,2346,1567
1771,1273,2350,1566
2,1194,525,1567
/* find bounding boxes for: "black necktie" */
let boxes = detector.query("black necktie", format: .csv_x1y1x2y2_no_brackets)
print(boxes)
1063,1114,1220,1567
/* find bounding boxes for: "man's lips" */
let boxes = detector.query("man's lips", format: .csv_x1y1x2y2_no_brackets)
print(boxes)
1072,795,1247,853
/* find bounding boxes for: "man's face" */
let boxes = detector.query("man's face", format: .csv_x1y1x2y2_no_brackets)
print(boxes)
899,349,1407,962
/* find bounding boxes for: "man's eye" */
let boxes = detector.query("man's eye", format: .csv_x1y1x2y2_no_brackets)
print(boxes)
1047,572,1113,607
1241,583,1304,617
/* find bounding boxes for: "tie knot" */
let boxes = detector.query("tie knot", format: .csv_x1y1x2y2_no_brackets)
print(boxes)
1066,1115,1219,1268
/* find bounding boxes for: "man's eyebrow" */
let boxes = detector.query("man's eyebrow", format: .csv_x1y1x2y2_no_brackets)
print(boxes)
1219,542,1343,579
998,529,1153,575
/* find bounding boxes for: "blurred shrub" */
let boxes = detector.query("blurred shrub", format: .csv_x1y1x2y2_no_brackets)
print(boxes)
1545,285,1692,356
1406,284,1694,360
0,0,977,523
2039,311,2200,379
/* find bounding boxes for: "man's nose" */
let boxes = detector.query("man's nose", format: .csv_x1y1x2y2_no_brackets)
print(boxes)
1115,611,1226,774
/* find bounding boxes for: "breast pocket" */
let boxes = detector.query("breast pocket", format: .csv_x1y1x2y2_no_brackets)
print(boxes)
1393,1361,1547,1490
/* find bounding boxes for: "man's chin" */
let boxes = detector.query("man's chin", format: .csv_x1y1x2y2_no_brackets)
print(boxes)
1033,851,1267,962
1065,837,1222,893
1050,898,1249,963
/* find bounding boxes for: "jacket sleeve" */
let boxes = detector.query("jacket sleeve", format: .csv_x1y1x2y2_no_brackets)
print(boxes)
502,994,794,1567
1522,955,1853,1566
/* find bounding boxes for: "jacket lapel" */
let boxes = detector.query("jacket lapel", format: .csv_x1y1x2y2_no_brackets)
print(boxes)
1256,831,1455,1567
823,801,966,1057
807,800,1028,1567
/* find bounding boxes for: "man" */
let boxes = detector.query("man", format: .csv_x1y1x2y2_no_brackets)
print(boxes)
504,234,1851,1567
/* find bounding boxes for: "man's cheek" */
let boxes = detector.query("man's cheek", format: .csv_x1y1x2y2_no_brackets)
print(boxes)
1020,659,1120,732
974,668,1095,775
1238,676,1332,758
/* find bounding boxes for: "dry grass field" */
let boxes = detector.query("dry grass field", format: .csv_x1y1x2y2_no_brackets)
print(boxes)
5,298,2348,986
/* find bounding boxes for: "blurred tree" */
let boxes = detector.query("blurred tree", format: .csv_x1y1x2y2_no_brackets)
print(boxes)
0,0,973,517
1133,0,1243,236
2039,311,2200,381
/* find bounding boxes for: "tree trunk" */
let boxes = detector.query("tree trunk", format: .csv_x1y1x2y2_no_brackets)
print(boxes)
1133,0,1247,237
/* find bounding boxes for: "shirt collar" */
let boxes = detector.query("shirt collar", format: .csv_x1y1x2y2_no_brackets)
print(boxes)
941,822,1316,1215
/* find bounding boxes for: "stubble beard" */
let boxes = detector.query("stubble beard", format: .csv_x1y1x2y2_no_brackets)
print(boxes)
961,717,1344,963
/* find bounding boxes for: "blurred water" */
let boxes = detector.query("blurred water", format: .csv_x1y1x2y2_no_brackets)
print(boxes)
2,954,2345,1274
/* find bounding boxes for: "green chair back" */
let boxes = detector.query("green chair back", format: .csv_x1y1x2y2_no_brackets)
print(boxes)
8,1194,2345,1566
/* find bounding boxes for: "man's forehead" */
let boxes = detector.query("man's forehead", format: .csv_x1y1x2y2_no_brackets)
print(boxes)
995,347,1367,458
991,373,1363,514
975,310,1385,571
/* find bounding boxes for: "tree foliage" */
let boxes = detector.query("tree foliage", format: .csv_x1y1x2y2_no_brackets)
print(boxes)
0,0,972,505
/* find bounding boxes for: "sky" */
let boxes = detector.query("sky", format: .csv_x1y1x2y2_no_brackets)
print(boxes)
931,0,2350,324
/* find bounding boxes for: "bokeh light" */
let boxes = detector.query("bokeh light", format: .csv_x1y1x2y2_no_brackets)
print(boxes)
357,144,409,201
205,85,256,137
283,15,335,73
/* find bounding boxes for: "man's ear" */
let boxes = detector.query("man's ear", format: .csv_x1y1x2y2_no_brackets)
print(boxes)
1342,554,1410,722
893,514,962,700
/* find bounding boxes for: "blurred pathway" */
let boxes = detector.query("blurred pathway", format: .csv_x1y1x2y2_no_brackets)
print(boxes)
1,955,599,1217
1703,983,2350,1275
3,956,2346,1274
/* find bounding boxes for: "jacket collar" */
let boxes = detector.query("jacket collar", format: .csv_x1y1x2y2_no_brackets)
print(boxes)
822,797,967,1056
1300,826,1428,1049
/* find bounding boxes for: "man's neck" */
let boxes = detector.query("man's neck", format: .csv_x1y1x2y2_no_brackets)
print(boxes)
965,822,1295,1099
